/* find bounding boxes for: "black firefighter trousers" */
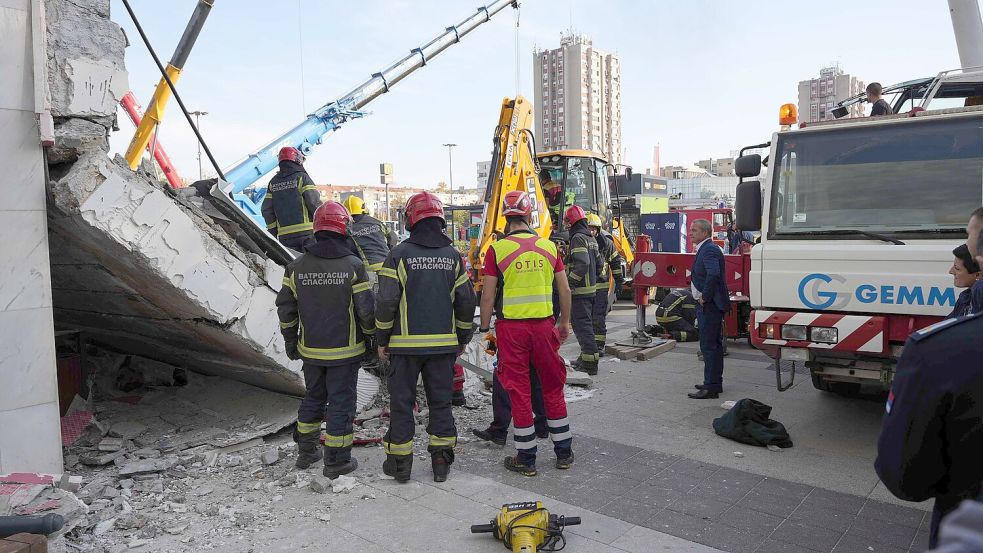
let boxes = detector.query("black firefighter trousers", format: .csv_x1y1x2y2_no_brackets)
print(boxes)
298,362,359,462
592,287,609,351
571,295,598,363
384,353,458,457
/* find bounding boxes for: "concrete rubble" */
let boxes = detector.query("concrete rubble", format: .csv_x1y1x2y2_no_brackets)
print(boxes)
30,343,492,552
44,0,303,394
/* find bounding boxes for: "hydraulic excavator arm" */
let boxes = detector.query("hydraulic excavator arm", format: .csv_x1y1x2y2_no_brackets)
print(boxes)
468,96,551,288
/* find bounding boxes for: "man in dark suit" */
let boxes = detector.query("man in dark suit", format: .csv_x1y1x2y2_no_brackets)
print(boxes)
687,219,730,399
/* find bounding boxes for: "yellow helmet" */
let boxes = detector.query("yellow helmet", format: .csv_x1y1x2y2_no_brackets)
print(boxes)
343,195,365,215
586,213,603,228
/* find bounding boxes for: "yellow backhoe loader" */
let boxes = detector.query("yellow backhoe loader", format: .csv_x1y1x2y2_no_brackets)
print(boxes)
468,96,634,295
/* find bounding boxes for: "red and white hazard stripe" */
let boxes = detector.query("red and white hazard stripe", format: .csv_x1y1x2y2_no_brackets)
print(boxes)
751,310,887,354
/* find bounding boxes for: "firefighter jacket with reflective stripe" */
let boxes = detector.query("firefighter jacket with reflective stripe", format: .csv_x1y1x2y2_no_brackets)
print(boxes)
566,226,599,297
262,165,322,237
490,232,559,320
350,214,396,271
276,242,375,367
375,242,475,355
595,230,624,285
655,289,697,330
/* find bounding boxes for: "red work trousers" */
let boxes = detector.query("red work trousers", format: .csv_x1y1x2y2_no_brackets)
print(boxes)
495,317,568,430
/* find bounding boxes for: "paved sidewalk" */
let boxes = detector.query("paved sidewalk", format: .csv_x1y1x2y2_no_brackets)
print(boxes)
456,435,929,553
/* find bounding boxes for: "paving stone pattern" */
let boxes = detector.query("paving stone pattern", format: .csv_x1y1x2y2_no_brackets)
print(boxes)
456,435,930,553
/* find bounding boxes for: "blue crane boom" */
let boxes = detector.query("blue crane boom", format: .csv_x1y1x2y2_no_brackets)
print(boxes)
223,0,518,222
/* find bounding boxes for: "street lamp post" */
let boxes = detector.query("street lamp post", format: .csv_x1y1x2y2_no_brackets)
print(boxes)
190,110,208,180
442,143,456,205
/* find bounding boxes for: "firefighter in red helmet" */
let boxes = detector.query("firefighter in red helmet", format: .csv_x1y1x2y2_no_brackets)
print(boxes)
262,146,323,252
276,201,375,479
564,205,601,375
376,191,476,483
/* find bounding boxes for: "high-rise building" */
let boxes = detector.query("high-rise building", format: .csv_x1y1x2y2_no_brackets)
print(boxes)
533,32,622,164
476,160,491,188
797,65,865,123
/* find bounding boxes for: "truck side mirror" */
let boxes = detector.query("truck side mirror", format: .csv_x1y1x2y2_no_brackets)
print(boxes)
735,180,762,231
735,155,761,178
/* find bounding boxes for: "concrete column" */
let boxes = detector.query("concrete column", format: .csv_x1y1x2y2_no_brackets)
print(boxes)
0,0,63,474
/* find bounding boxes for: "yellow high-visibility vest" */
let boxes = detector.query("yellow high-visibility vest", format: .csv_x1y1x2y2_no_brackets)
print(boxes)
490,234,557,319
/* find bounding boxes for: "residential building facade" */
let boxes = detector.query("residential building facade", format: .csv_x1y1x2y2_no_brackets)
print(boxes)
533,32,622,164
476,160,491,188
797,65,865,123
696,157,735,177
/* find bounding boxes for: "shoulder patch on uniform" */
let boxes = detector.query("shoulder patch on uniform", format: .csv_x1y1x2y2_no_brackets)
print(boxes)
910,312,983,342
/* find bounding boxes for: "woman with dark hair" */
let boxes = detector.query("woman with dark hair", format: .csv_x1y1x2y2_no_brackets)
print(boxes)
947,244,982,319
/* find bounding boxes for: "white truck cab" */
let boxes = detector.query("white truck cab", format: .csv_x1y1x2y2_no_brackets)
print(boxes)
735,85,983,394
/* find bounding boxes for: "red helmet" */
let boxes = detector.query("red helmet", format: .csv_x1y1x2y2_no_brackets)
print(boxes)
404,191,444,229
278,146,305,164
563,204,587,227
502,190,532,217
313,201,351,235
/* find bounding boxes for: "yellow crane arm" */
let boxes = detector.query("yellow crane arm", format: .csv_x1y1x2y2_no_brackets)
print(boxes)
468,96,551,286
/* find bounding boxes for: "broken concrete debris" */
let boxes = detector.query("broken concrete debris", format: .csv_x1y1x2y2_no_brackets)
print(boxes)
96,437,123,452
260,449,280,466
309,476,331,494
330,475,360,494
118,458,175,477
45,0,305,395
79,450,125,467
108,421,149,440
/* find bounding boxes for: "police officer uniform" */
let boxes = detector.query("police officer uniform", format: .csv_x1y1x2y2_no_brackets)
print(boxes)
591,225,624,353
875,312,983,547
262,148,322,252
276,201,374,479
565,208,601,375
376,192,475,483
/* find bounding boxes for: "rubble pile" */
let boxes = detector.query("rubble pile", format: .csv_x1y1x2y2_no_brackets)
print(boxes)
40,347,386,552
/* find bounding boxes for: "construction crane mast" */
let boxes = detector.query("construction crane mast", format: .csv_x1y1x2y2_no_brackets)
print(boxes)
222,0,519,222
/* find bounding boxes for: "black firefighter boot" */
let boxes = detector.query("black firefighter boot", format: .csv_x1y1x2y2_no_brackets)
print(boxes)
382,454,413,483
294,428,323,469
323,446,358,479
583,359,599,376
431,449,454,483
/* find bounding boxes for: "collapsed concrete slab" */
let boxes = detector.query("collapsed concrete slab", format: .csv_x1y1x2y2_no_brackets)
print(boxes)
44,0,304,394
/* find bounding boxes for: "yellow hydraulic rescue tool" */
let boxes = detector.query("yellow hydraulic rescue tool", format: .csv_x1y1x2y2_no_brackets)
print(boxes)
468,96,552,287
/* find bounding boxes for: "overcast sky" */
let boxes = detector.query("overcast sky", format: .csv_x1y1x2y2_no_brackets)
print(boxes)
108,0,973,189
